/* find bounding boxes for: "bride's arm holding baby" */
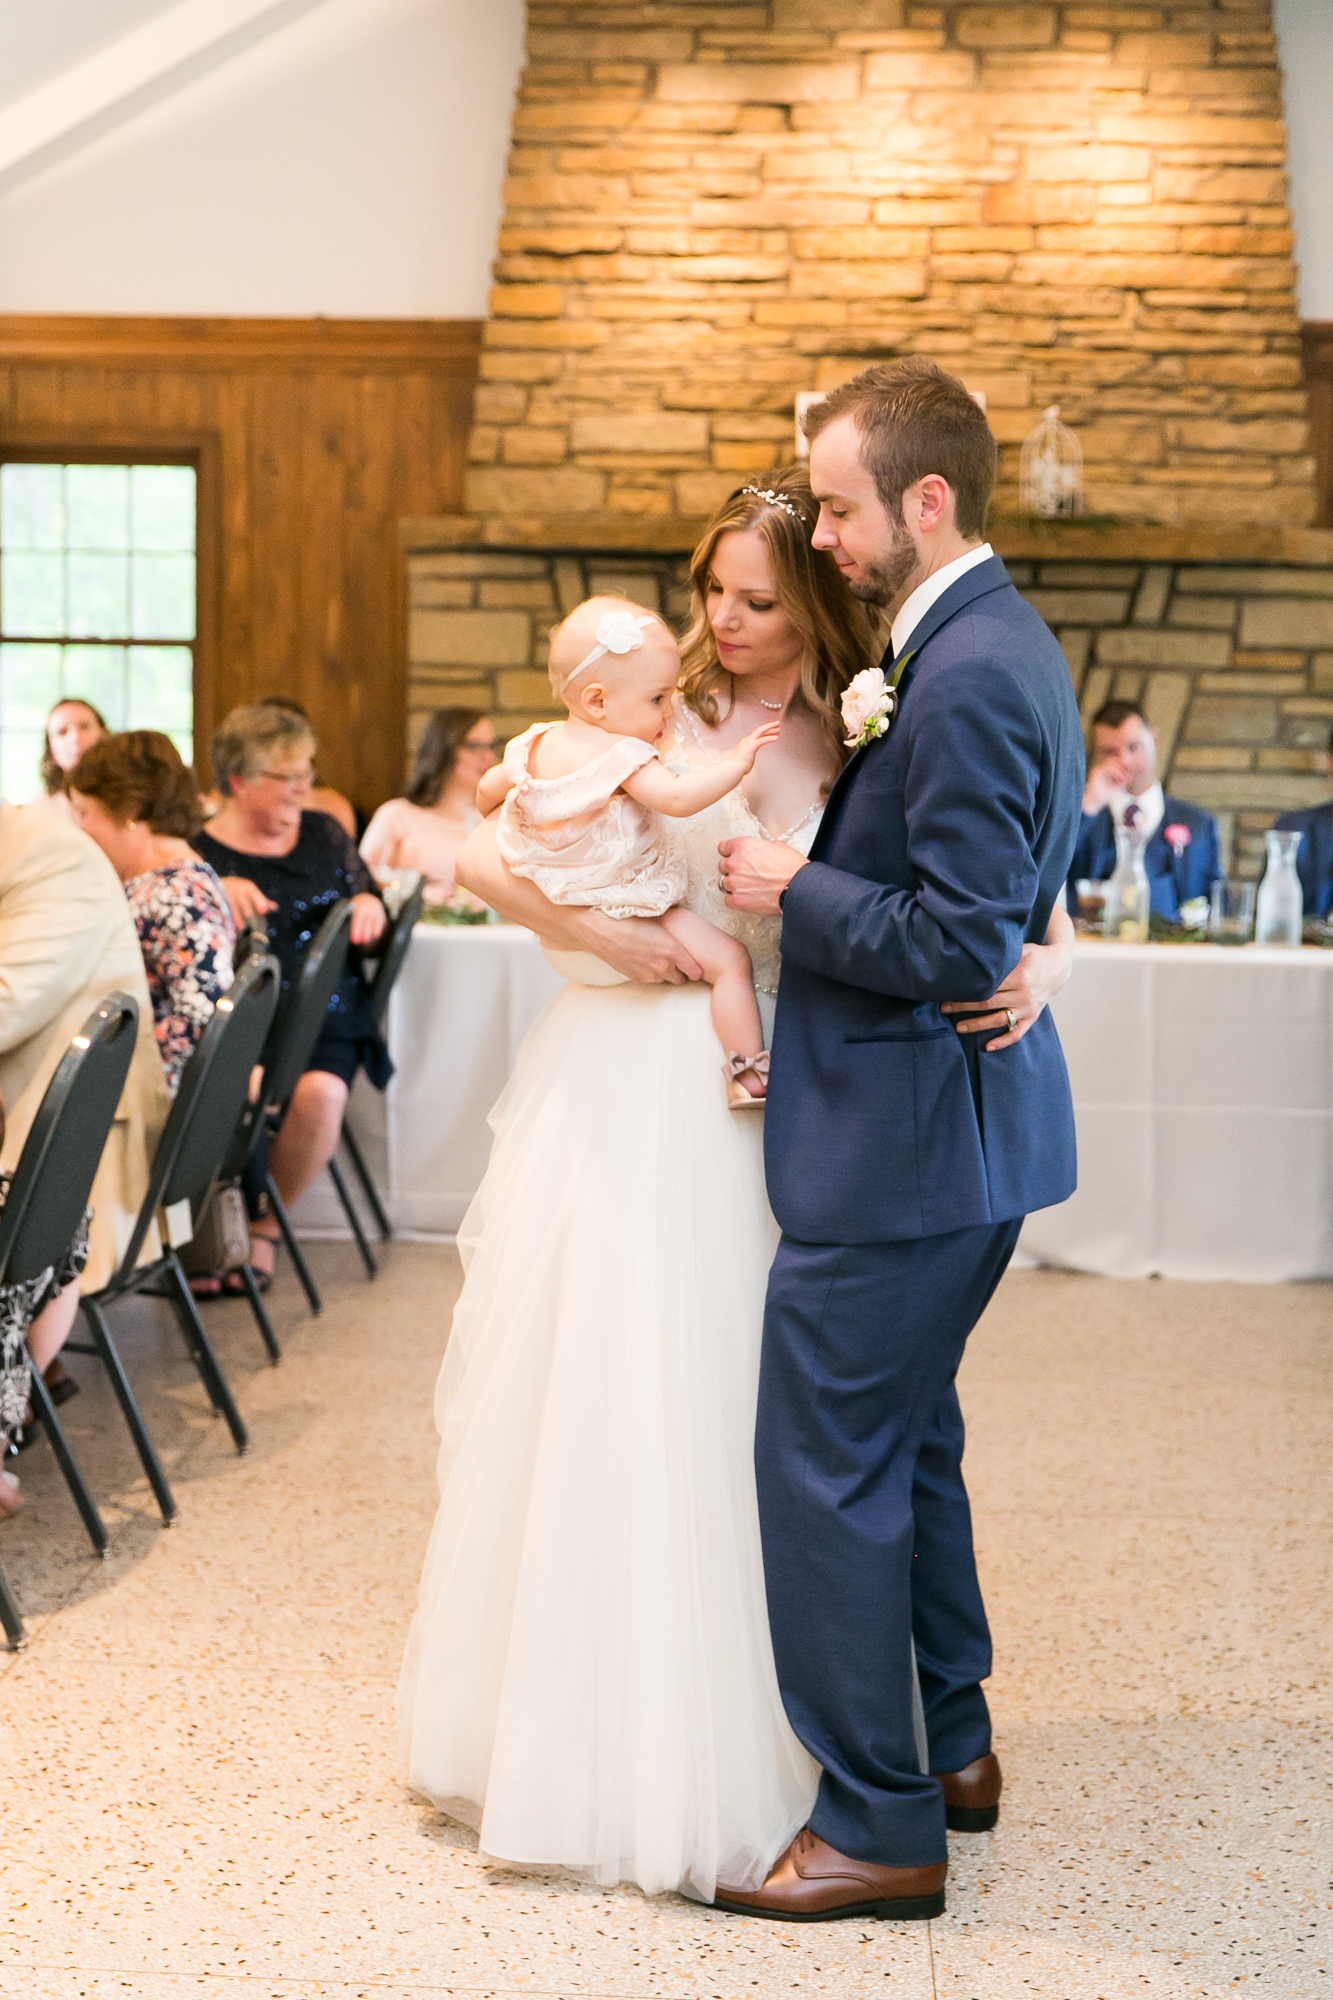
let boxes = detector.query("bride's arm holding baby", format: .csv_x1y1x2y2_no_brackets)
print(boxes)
455,817,705,986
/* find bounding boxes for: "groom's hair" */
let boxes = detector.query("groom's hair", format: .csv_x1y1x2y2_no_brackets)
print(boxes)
803,358,997,538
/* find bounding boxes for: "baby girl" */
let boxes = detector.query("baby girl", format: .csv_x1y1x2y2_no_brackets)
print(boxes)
478,597,779,1105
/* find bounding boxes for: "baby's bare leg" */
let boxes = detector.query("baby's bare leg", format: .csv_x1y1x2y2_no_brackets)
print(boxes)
659,906,766,1095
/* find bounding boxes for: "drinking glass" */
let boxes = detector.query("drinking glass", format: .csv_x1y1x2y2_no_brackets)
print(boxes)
1208,878,1255,944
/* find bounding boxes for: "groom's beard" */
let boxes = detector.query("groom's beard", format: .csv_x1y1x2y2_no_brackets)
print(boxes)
844,514,919,611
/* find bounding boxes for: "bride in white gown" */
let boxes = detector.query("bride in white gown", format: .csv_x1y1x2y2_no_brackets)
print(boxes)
398,474,1073,1900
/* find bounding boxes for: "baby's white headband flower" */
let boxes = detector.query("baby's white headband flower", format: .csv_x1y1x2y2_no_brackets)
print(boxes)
560,609,660,692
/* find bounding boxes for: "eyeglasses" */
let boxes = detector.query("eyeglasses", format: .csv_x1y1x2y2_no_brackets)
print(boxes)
252,766,315,790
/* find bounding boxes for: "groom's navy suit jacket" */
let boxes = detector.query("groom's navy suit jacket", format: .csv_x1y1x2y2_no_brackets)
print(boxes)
766,555,1084,1244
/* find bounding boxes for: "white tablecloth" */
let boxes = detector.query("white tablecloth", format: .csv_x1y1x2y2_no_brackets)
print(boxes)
1017,941,1333,1282
295,929,1333,1282
291,927,564,1238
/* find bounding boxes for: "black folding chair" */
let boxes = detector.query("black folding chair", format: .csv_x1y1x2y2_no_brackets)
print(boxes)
243,900,360,1317
0,994,142,1609
63,955,282,1527
338,879,424,1244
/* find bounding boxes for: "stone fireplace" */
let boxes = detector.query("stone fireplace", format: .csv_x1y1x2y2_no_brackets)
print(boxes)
404,0,1333,876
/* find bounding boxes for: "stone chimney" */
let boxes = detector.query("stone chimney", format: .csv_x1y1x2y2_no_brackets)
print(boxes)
466,0,1312,530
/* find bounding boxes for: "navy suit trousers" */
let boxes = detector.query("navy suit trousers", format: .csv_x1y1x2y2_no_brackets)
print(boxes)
756,1217,1022,1865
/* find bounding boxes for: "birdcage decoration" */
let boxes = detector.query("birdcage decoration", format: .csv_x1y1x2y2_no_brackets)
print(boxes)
1019,405,1083,518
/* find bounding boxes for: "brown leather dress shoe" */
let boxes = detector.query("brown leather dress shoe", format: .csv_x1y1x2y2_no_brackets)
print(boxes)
711,1828,946,1922
938,1752,1002,1832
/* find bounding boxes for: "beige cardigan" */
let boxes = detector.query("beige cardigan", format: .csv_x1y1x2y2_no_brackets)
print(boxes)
0,805,171,1293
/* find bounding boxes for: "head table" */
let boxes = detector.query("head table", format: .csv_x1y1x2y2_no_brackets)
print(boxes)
290,929,1333,1284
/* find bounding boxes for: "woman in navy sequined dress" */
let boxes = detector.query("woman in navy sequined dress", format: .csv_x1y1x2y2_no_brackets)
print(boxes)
194,703,390,1283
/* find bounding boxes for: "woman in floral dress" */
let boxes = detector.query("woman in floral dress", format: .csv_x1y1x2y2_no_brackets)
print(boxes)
68,730,235,1092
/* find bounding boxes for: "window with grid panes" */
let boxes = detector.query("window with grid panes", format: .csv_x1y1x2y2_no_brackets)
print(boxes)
0,462,196,802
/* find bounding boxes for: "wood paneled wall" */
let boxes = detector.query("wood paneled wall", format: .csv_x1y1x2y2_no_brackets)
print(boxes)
0,316,481,812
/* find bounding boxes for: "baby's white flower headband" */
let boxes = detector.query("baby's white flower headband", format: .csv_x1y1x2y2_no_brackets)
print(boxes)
559,608,661,693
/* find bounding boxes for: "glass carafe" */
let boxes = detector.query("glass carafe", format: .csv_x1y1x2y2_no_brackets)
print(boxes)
1101,824,1150,942
1254,829,1303,946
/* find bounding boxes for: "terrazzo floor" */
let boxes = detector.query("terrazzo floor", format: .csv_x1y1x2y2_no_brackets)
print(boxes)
0,1242,1327,1999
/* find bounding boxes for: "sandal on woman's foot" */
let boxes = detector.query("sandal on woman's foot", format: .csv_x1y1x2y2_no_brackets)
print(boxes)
43,1359,79,1408
723,1050,769,1109
189,1275,225,1300
223,1264,272,1297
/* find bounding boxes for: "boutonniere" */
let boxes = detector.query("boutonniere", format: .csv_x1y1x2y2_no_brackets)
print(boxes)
840,655,914,749
1164,823,1191,858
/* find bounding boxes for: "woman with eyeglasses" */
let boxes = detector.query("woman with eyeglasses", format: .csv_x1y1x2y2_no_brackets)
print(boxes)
359,708,497,908
192,702,388,1288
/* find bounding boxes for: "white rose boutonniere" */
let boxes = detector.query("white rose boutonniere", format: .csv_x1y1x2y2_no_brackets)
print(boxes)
841,657,913,749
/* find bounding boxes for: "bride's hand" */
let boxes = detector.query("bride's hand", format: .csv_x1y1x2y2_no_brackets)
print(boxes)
941,900,1075,1051
572,911,704,985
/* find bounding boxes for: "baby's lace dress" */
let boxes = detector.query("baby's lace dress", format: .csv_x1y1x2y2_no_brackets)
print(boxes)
495,722,686,919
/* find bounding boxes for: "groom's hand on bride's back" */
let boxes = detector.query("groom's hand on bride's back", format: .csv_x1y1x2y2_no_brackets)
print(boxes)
576,911,704,985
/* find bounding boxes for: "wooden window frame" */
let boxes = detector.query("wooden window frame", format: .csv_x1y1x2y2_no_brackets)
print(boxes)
0,428,221,772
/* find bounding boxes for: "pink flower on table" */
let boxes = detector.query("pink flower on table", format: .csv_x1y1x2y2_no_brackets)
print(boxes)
1164,823,1191,857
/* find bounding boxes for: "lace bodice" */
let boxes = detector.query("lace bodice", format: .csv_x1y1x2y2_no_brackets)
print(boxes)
660,702,823,997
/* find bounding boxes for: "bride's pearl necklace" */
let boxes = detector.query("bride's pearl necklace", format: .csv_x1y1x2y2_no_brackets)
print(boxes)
757,696,783,710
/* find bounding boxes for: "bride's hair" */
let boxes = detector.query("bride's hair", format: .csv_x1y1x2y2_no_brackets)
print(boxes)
679,466,879,782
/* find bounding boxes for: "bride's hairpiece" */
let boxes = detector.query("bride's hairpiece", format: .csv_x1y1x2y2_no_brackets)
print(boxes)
559,607,661,693
741,484,803,524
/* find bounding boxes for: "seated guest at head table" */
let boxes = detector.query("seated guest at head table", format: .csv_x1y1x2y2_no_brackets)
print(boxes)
25,698,108,820
1272,724,1333,921
197,696,358,841
192,702,389,1288
1067,698,1220,918
67,730,236,1095
359,707,497,907
0,798,170,1485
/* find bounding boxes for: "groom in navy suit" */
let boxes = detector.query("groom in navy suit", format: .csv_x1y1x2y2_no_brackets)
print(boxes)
716,360,1083,1921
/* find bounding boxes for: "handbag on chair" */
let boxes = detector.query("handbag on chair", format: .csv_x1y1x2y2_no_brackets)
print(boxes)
176,1182,251,1276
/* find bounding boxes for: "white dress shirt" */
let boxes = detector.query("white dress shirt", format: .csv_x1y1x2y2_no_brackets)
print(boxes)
890,541,995,658
1106,780,1164,841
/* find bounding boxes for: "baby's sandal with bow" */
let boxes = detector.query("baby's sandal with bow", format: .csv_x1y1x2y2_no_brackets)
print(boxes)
723,1050,769,1110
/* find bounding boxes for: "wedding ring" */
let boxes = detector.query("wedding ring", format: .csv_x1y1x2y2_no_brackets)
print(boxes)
717,872,727,891
1005,1008,1017,1032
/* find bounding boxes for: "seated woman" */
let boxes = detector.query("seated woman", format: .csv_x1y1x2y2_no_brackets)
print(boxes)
27,698,107,821
192,702,388,1286
67,731,235,1094
198,697,358,841
359,707,497,907
0,799,170,1490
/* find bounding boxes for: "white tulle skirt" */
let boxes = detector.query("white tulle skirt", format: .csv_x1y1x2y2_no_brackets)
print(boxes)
398,976,818,1900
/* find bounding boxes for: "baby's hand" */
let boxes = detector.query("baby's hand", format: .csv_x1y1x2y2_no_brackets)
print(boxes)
733,719,783,772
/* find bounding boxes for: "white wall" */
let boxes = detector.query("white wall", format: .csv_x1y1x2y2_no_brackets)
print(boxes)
1274,0,1333,322
0,0,524,317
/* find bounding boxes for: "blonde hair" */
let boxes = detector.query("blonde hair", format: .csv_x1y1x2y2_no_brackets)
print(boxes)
546,596,672,702
680,467,878,783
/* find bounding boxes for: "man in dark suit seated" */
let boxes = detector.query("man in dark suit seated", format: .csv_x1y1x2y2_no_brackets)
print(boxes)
1067,697,1220,918
1273,724,1333,920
